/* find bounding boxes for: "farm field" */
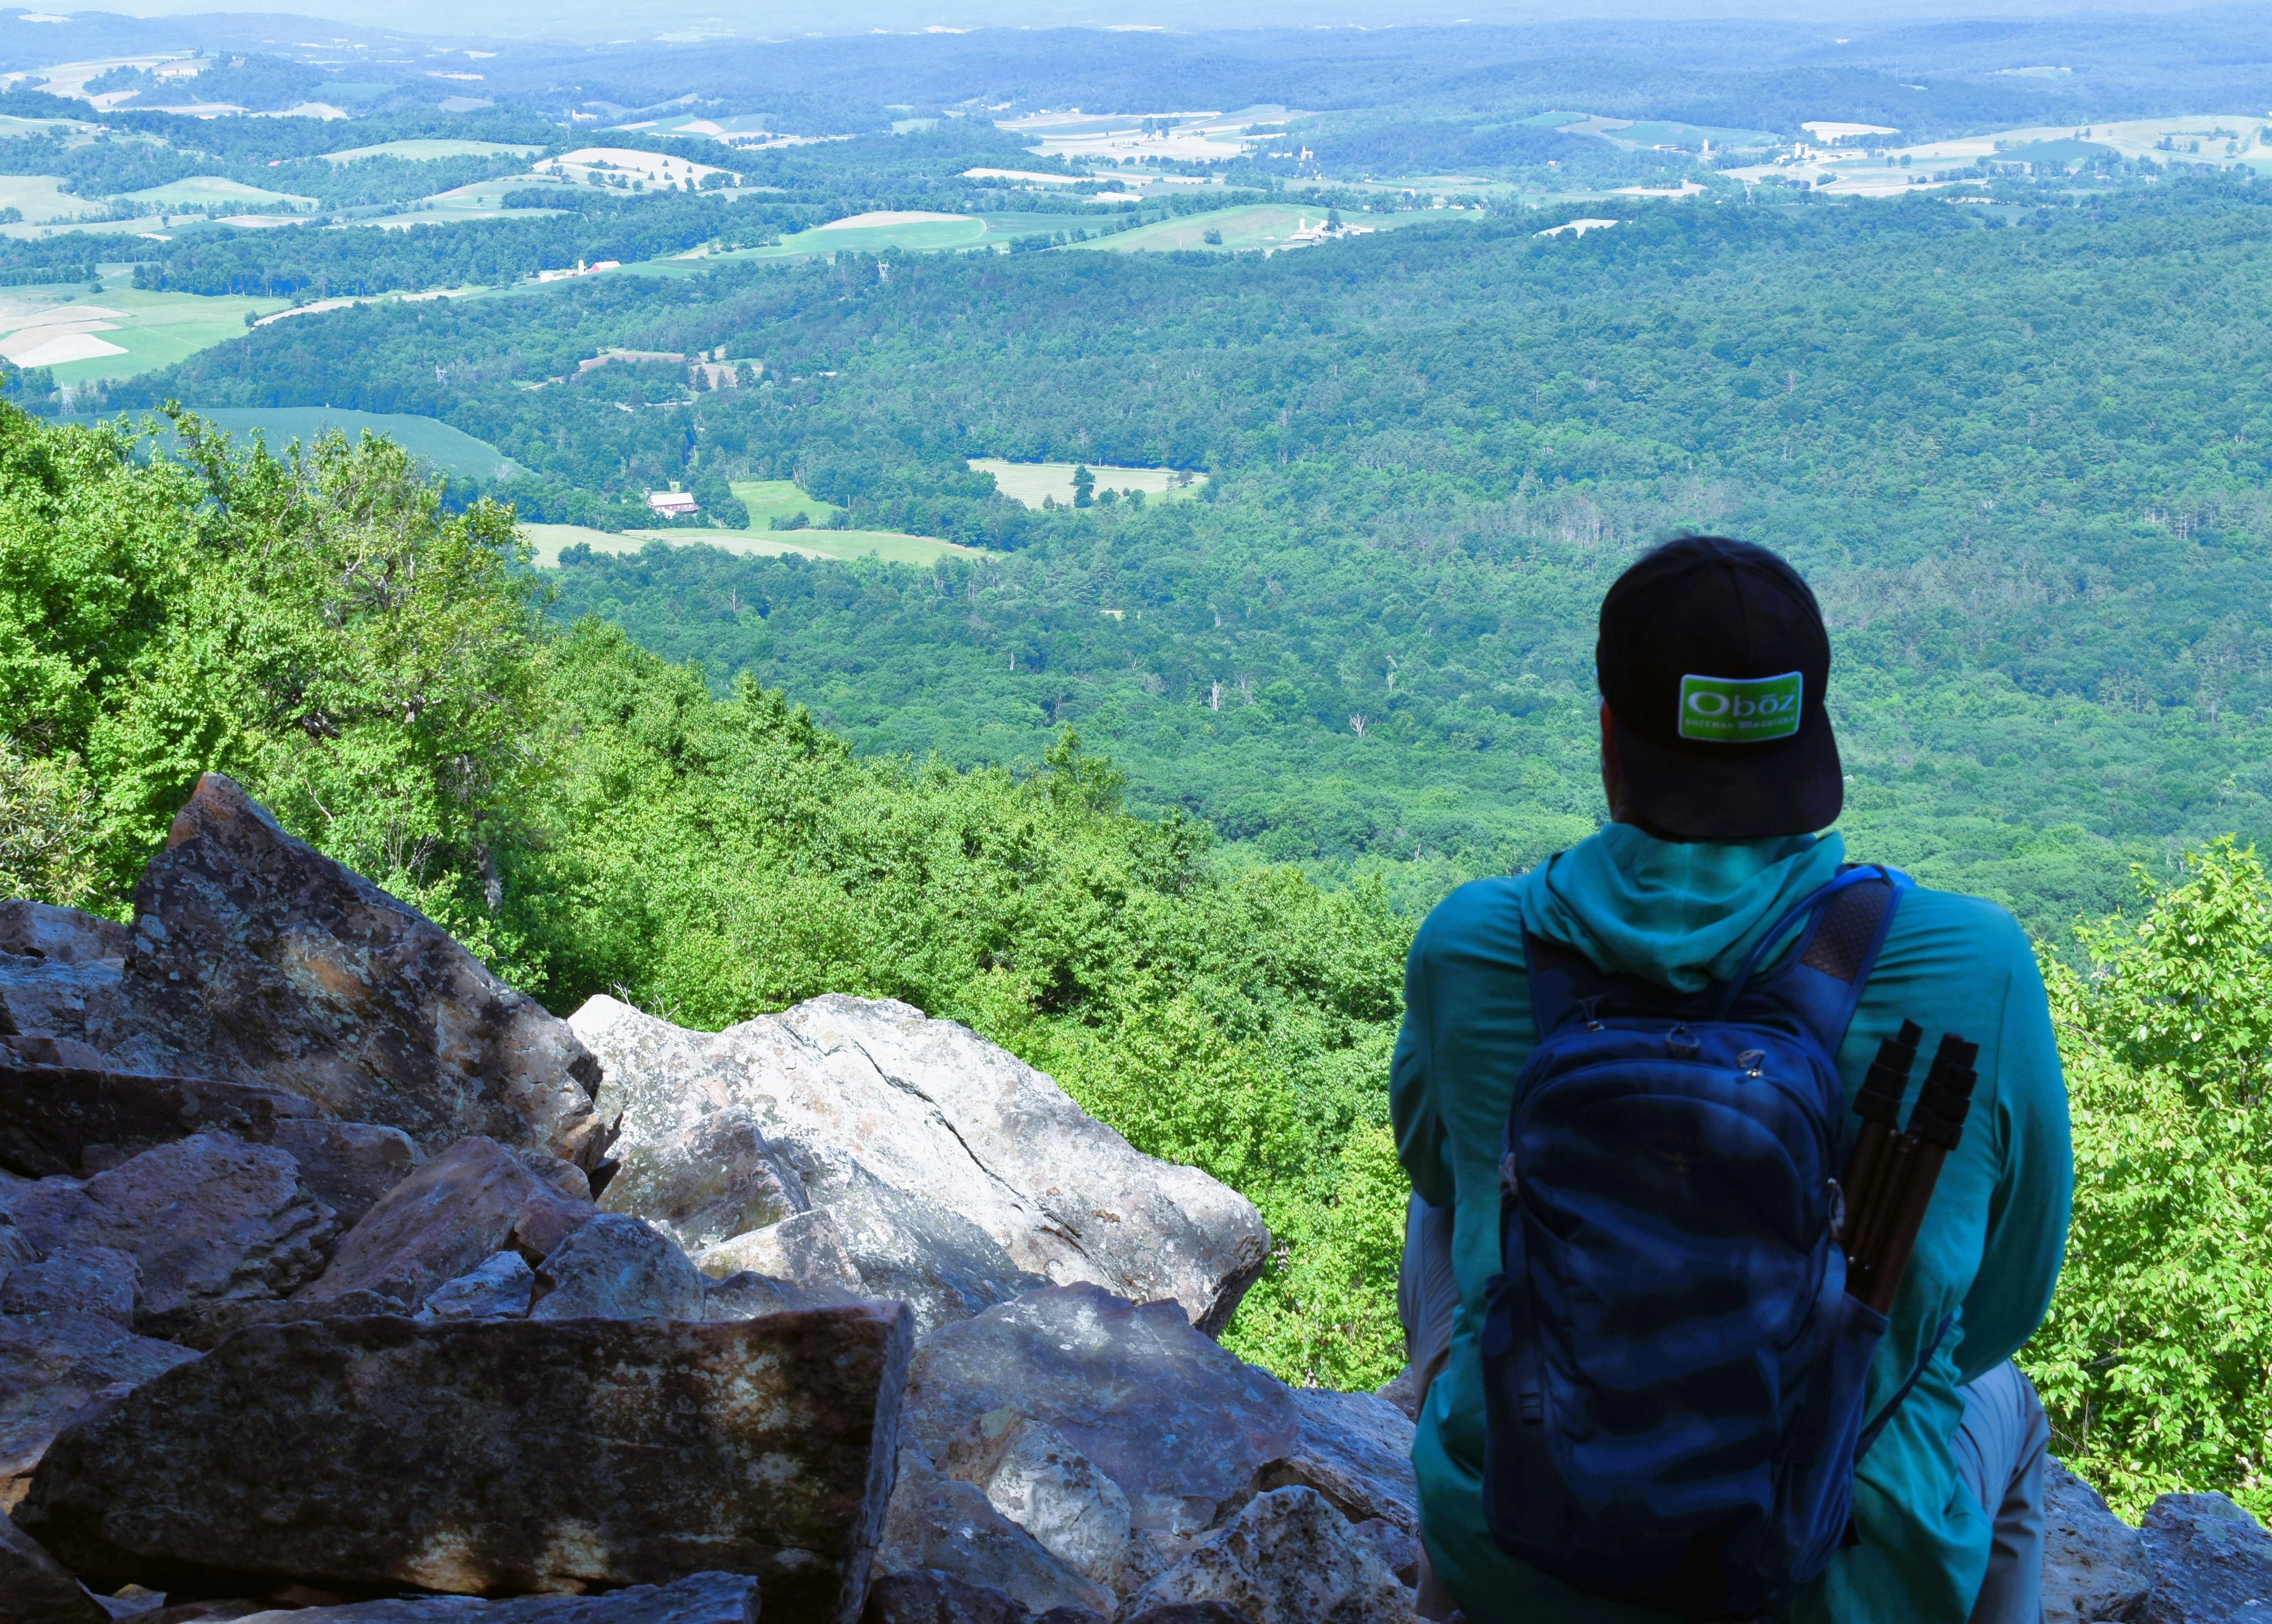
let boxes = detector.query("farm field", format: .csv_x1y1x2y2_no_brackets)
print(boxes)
0,282,287,382
60,406,517,479
0,174,86,225
731,477,839,528
1074,203,1440,254
118,176,317,211
322,139,547,164
364,175,577,227
969,458,1206,506
523,523,984,569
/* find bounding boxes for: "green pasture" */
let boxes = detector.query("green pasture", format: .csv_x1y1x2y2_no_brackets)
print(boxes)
731,478,840,527
1075,204,1442,255
323,139,547,164
0,174,86,224
119,176,317,210
523,522,986,569
366,176,574,228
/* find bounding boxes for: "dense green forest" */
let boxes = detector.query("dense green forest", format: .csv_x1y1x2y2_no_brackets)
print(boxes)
100,174,2272,939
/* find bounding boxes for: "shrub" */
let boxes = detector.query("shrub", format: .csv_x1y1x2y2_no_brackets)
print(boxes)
2026,838,2272,1519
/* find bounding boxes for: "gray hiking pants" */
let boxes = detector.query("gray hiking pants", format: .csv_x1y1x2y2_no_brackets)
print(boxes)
1397,1193,2049,1624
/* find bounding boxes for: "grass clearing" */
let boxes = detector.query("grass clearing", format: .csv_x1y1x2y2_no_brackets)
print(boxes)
970,458,1206,506
0,174,84,224
524,524,986,569
731,478,839,527
321,139,546,164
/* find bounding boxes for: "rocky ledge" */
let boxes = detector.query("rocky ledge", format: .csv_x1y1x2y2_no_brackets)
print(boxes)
0,773,2263,1624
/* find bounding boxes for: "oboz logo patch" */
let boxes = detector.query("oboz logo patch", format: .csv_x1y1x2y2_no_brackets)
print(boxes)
1677,672,1803,742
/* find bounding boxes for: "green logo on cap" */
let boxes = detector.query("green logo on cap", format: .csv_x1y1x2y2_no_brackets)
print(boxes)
1678,672,1804,743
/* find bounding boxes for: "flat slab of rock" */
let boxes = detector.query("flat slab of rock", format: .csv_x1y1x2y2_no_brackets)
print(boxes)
19,1308,913,1624
2144,1490,2272,1623
299,1137,588,1312
1,1507,110,1624
0,1062,315,1182
93,774,611,1171
0,902,130,966
0,1308,199,1511
10,1136,336,1338
572,995,1267,1334
2042,1457,2151,1624
902,1285,1300,1539
1123,1487,1413,1624
417,1252,534,1321
220,1573,761,1624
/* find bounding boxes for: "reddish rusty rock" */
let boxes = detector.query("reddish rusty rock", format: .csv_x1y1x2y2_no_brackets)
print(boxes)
95,774,611,1171
297,1137,589,1312
17,1307,913,1624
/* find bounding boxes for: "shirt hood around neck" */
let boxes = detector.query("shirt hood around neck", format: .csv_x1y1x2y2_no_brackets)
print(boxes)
1515,821,1847,994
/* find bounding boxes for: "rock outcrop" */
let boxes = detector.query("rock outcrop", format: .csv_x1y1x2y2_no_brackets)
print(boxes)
0,1308,198,1510
0,1506,110,1624
0,1060,314,1182
2043,1457,2153,1624
296,1136,590,1312
1124,1486,1414,1624
529,1213,704,1321
91,775,612,1171
212,1574,764,1624
875,1448,1117,1618
2142,1491,2272,1623
8,1136,336,1338
18,1308,914,1623
571,994,1268,1334
901,1285,1301,1541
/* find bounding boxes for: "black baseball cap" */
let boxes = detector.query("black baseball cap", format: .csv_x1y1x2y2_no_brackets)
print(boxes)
1596,536,1842,841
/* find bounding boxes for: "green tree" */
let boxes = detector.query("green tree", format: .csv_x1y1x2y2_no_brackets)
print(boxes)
1071,465,1096,508
2026,838,2272,1518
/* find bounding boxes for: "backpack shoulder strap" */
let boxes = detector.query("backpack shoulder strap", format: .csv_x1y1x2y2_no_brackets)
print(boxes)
1715,864,1912,1054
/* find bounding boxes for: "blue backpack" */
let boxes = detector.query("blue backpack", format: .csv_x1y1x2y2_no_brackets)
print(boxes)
1481,865,1934,1618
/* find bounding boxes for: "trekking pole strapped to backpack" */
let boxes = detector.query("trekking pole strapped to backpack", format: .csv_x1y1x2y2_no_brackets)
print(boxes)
1482,865,1916,1618
1844,1034,1980,1316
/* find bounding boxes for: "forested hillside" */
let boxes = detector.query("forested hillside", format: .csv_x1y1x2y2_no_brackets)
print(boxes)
108,175,2272,936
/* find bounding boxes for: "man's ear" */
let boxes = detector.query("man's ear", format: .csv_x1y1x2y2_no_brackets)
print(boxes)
1600,702,1633,825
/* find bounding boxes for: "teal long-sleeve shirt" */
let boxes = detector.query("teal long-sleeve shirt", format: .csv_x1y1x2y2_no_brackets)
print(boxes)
1391,825,2072,1624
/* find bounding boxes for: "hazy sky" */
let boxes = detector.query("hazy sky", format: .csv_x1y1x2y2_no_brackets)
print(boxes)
85,0,2236,43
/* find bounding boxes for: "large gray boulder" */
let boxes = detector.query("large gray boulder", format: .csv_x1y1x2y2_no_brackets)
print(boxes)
571,994,1268,1335
417,1252,535,1322
901,1285,1300,1541
17,1307,914,1624
90,775,612,1172
1122,1487,1414,1624
8,1136,337,1338
939,1409,1164,1600
1253,1389,1418,1536
530,1214,704,1321
2143,1490,2272,1623
874,1447,1116,1619
217,1574,761,1624
0,902,130,966
297,1136,592,1312
0,1308,198,1511
2042,1457,2151,1624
